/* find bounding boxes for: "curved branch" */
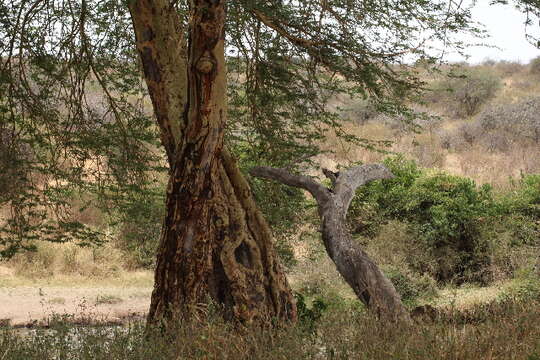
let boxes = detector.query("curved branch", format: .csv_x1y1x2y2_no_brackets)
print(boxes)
251,163,409,323
334,164,394,211
249,166,331,204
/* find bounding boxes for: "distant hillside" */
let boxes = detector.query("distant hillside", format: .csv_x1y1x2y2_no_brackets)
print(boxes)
321,58,540,188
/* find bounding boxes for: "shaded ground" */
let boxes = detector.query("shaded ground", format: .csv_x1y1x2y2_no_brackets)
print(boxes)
0,266,153,327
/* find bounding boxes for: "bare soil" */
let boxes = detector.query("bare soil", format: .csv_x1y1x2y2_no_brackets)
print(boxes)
0,266,153,328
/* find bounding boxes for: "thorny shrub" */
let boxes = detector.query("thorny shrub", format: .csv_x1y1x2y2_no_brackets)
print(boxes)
427,67,501,118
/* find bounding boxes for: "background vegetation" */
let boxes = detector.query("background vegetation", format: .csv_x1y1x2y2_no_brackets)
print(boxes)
1,58,540,358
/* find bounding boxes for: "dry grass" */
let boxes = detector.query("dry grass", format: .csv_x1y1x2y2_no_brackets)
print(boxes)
1,241,153,288
433,282,512,310
321,62,540,188
5,242,128,279
2,298,540,359
0,268,153,288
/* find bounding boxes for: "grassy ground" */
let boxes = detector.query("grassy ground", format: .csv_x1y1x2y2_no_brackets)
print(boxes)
1,298,539,359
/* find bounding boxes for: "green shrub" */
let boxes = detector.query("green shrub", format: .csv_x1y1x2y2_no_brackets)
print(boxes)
428,67,501,118
508,174,540,219
294,292,329,332
351,156,497,283
530,56,540,75
384,267,437,305
492,175,540,253
351,157,540,283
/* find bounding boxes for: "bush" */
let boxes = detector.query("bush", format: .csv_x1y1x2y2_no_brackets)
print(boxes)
491,174,540,251
350,156,497,283
477,97,540,145
384,267,437,305
428,67,501,118
437,97,540,152
343,97,380,125
502,174,540,221
351,157,540,283
529,56,540,75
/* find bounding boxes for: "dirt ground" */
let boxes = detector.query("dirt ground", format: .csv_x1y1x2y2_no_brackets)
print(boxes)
0,266,153,327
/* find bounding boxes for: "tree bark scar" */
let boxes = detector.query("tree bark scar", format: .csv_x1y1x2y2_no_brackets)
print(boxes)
142,26,155,42
182,224,195,254
140,46,161,82
196,53,216,74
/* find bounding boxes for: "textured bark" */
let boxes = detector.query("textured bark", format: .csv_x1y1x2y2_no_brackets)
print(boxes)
251,164,411,323
129,0,296,324
128,0,187,163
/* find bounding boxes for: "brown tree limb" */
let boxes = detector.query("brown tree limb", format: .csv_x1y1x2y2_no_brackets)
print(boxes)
249,166,332,204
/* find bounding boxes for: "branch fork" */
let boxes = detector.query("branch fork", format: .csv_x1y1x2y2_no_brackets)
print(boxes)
250,163,411,323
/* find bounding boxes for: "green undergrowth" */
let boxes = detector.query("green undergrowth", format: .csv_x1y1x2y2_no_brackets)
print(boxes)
349,156,539,285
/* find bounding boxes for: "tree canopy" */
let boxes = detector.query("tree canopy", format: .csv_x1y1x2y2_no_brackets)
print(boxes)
1,0,514,257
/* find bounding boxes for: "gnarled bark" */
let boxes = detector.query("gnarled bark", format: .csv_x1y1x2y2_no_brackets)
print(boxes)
148,149,296,324
129,0,296,325
251,164,411,323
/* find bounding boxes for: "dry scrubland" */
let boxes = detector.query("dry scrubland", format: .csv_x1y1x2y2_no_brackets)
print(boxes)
1,59,540,359
322,60,540,187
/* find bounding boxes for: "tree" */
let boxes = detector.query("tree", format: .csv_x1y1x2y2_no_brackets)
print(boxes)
251,164,411,322
2,0,520,324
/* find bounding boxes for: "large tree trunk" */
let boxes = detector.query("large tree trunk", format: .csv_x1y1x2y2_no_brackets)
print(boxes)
251,165,411,323
129,0,296,324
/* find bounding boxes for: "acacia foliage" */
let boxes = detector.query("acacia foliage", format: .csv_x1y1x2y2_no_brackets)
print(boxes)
1,0,488,257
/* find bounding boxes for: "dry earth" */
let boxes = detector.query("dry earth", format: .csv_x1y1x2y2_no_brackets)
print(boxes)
0,266,153,327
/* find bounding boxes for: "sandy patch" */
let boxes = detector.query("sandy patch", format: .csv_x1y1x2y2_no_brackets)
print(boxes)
0,284,152,327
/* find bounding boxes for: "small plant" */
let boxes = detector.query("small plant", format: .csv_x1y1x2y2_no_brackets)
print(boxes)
529,56,540,75
95,294,123,305
294,292,328,332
